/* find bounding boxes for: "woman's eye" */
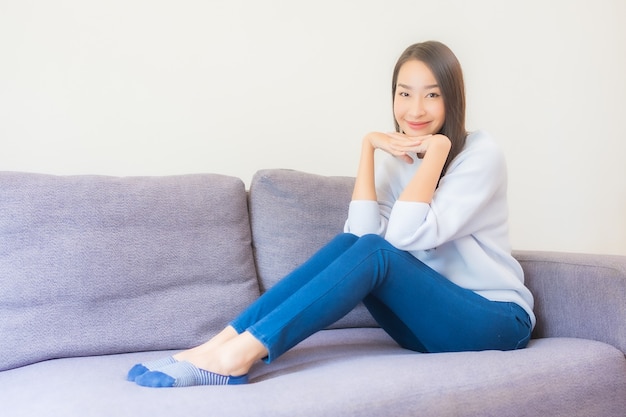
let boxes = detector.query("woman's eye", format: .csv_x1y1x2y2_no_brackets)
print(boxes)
398,91,409,97
426,92,440,98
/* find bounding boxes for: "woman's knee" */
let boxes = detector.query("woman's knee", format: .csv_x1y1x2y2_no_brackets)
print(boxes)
336,232,360,244
355,234,392,251
322,233,360,252
357,233,385,242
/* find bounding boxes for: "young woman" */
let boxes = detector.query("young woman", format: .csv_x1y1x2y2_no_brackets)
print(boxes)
128,41,535,387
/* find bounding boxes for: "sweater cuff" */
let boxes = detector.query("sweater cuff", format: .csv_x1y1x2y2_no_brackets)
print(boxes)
344,200,382,236
385,201,430,245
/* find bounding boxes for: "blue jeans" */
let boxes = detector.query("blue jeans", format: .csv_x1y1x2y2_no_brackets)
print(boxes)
230,233,531,362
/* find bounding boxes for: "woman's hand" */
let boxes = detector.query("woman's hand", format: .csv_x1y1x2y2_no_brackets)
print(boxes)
353,132,451,202
365,132,449,163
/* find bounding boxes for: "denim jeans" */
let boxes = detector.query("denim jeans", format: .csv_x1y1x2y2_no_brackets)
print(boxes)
230,233,531,362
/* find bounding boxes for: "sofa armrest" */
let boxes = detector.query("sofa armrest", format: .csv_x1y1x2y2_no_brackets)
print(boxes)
513,250,626,355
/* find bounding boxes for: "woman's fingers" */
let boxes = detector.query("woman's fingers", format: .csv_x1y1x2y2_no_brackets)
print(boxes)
366,132,429,163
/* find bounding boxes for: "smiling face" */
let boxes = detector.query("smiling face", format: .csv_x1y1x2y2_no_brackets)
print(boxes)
393,59,445,137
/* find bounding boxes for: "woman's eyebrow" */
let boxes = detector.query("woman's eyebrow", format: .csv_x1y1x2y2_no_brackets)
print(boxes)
397,83,439,90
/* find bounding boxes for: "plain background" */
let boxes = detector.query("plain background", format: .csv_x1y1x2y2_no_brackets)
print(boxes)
1,0,624,255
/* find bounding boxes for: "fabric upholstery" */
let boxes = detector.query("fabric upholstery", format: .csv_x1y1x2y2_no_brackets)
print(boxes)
1,329,624,417
0,172,259,371
515,250,626,353
248,168,378,328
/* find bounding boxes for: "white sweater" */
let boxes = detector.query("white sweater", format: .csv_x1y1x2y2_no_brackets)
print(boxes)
345,130,535,328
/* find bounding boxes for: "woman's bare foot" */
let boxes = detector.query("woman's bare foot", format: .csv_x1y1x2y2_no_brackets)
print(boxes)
176,330,268,377
173,325,239,363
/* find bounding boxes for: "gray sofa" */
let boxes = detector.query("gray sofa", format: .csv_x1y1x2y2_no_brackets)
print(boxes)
1,168,625,417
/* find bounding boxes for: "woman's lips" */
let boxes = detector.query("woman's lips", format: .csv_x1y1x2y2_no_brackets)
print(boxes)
406,121,430,130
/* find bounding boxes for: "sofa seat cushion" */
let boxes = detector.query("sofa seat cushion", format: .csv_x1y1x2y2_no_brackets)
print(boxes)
0,172,260,371
2,328,624,417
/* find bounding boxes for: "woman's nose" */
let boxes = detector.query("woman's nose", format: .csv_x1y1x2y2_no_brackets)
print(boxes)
408,98,426,117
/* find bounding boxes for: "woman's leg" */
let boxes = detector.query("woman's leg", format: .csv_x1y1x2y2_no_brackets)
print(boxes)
362,251,532,354
135,233,386,386
239,234,425,361
229,233,360,333
168,233,362,369
131,233,360,385
171,233,361,363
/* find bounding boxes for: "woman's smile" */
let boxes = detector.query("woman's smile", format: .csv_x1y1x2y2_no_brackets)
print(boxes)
404,120,431,133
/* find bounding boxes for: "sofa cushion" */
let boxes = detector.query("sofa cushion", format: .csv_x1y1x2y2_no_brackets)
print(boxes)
248,169,378,328
0,172,260,371
1,329,624,417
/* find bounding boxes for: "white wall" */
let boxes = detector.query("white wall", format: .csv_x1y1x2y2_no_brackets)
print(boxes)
1,0,624,255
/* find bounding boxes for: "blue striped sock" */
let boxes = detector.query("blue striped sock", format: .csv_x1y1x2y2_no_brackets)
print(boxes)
134,361,249,387
127,356,177,381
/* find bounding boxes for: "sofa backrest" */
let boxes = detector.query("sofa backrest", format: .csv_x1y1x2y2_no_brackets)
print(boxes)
0,172,260,371
248,169,378,328
515,250,626,354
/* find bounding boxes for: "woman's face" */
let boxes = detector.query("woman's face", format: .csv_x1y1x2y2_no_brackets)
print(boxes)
393,59,445,137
